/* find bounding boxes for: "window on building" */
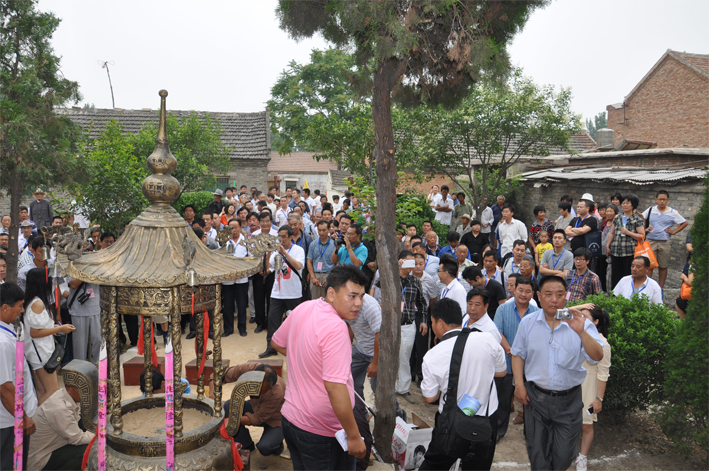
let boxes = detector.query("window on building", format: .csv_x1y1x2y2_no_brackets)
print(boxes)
216,176,230,185
285,180,298,191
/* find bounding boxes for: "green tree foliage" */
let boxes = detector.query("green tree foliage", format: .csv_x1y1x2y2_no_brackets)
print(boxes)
66,113,231,233
660,182,708,455
585,111,607,140
416,70,581,216
0,0,82,282
131,113,231,197
68,121,146,234
268,49,419,184
347,176,448,241
276,0,546,451
173,190,215,216
571,293,678,421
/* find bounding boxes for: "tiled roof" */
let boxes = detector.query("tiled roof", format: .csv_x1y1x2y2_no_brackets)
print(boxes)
56,107,270,160
676,51,709,76
521,166,708,186
623,50,709,102
329,169,353,188
268,151,339,173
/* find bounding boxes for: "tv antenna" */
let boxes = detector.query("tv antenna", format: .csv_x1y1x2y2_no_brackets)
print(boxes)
97,60,116,108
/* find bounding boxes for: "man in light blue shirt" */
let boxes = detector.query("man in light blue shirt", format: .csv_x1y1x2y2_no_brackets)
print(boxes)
307,220,336,299
511,275,603,471
331,224,368,270
492,275,536,438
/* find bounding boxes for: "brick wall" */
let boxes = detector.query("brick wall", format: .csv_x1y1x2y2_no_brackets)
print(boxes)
396,173,458,194
519,179,704,304
228,159,269,192
607,55,709,148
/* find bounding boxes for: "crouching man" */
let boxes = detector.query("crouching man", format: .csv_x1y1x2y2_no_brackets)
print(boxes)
27,384,94,470
420,298,507,470
210,363,285,456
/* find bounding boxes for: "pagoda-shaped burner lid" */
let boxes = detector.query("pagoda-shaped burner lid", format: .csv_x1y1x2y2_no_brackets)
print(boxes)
57,90,264,287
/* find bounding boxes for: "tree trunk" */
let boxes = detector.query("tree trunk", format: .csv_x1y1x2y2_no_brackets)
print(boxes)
371,57,403,462
6,175,21,283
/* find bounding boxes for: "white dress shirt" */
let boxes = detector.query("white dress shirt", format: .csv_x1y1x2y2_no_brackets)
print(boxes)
440,279,468,316
612,275,663,304
462,313,502,343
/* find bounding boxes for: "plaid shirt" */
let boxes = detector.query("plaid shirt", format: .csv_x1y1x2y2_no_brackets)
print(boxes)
530,219,555,244
564,269,602,301
609,213,643,257
400,274,427,325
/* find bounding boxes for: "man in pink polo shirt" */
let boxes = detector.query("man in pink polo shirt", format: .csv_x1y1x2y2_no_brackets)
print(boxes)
272,265,368,470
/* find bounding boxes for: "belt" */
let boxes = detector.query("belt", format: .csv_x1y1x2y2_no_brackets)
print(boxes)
531,382,580,397
401,320,415,326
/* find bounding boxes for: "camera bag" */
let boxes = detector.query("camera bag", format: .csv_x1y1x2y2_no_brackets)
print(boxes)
429,327,495,461
282,257,312,301
32,332,66,374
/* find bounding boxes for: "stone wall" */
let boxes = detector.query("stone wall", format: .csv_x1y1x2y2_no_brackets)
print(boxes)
518,179,705,305
228,159,269,192
607,55,709,148
274,173,329,195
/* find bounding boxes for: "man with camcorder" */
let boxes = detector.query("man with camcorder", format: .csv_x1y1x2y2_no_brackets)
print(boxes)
331,224,368,270
510,275,604,471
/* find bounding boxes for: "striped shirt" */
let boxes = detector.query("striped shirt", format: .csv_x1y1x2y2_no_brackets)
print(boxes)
642,206,686,241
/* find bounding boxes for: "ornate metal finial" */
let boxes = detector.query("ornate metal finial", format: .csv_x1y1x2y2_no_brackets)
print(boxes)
216,226,233,247
56,227,90,261
239,233,281,257
182,233,196,268
141,89,180,205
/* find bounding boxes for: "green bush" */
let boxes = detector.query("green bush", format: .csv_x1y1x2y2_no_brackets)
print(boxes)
173,190,214,216
397,191,450,242
659,181,708,455
571,293,679,422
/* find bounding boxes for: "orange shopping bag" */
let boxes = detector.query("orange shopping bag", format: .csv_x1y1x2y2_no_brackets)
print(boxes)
635,237,659,270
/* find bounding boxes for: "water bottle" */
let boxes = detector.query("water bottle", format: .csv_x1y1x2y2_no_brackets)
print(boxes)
458,394,481,416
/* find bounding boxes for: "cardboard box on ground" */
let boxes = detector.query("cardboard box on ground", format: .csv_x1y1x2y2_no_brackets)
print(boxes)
391,413,432,470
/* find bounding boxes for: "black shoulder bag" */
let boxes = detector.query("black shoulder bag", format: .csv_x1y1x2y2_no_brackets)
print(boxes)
430,328,496,460
32,333,66,374
283,257,312,301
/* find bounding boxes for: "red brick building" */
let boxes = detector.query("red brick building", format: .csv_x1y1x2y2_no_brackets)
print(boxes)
607,50,709,148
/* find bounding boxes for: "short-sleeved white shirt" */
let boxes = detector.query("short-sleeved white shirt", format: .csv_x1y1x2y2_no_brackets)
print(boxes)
269,244,306,299
422,329,506,414
434,197,455,225
462,313,502,343
222,235,250,285
497,218,528,257
0,321,38,427
440,279,468,316
613,275,663,304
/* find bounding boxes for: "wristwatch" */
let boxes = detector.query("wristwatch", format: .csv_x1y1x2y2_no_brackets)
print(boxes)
596,396,604,402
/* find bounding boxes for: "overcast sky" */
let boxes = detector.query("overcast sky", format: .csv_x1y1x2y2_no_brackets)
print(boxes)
39,0,708,123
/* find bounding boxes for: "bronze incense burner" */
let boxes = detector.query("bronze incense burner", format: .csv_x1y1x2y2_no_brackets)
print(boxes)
57,90,279,470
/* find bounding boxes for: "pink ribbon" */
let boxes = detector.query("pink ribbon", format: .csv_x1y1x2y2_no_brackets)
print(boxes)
165,337,175,471
98,342,107,471
13,322,24,471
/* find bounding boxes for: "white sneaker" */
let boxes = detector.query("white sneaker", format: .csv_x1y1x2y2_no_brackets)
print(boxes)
576,454,587,471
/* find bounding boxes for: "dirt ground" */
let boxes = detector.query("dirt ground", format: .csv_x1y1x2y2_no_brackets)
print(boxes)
68,320,704,471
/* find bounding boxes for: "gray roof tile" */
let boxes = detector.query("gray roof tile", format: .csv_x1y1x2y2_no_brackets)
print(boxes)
56,107,270,160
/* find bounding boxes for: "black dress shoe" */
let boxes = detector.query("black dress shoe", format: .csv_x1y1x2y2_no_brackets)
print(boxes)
239,331,247,337
258,349,277,359
223,331,232,338
186,332,196,340
254,326,265,333
249,317,256,324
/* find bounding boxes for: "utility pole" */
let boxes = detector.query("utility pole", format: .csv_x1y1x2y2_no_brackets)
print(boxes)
98,60,115,108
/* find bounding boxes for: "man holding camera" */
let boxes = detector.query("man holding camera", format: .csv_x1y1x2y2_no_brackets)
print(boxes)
331,224,367,270
511,275,604,471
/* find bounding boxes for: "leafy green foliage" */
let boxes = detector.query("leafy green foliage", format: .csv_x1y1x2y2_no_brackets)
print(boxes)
63,113,231,233
173,191,215,216
347,176,448,241
585,111,607,140
268,49,422,184
571,293,678,421
60,121,147,234
0,0,83,281
131,113,231,197
415,70,581,216
659,181,708,454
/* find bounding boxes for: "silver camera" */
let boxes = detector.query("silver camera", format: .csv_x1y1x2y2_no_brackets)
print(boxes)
555,308,573,321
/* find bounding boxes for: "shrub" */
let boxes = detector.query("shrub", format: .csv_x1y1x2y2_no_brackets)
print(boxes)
397,191,450,241
173,190,214,216
571,293,679,422
659,181,708,455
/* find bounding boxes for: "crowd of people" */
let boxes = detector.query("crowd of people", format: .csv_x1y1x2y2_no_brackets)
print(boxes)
0,182,692,471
